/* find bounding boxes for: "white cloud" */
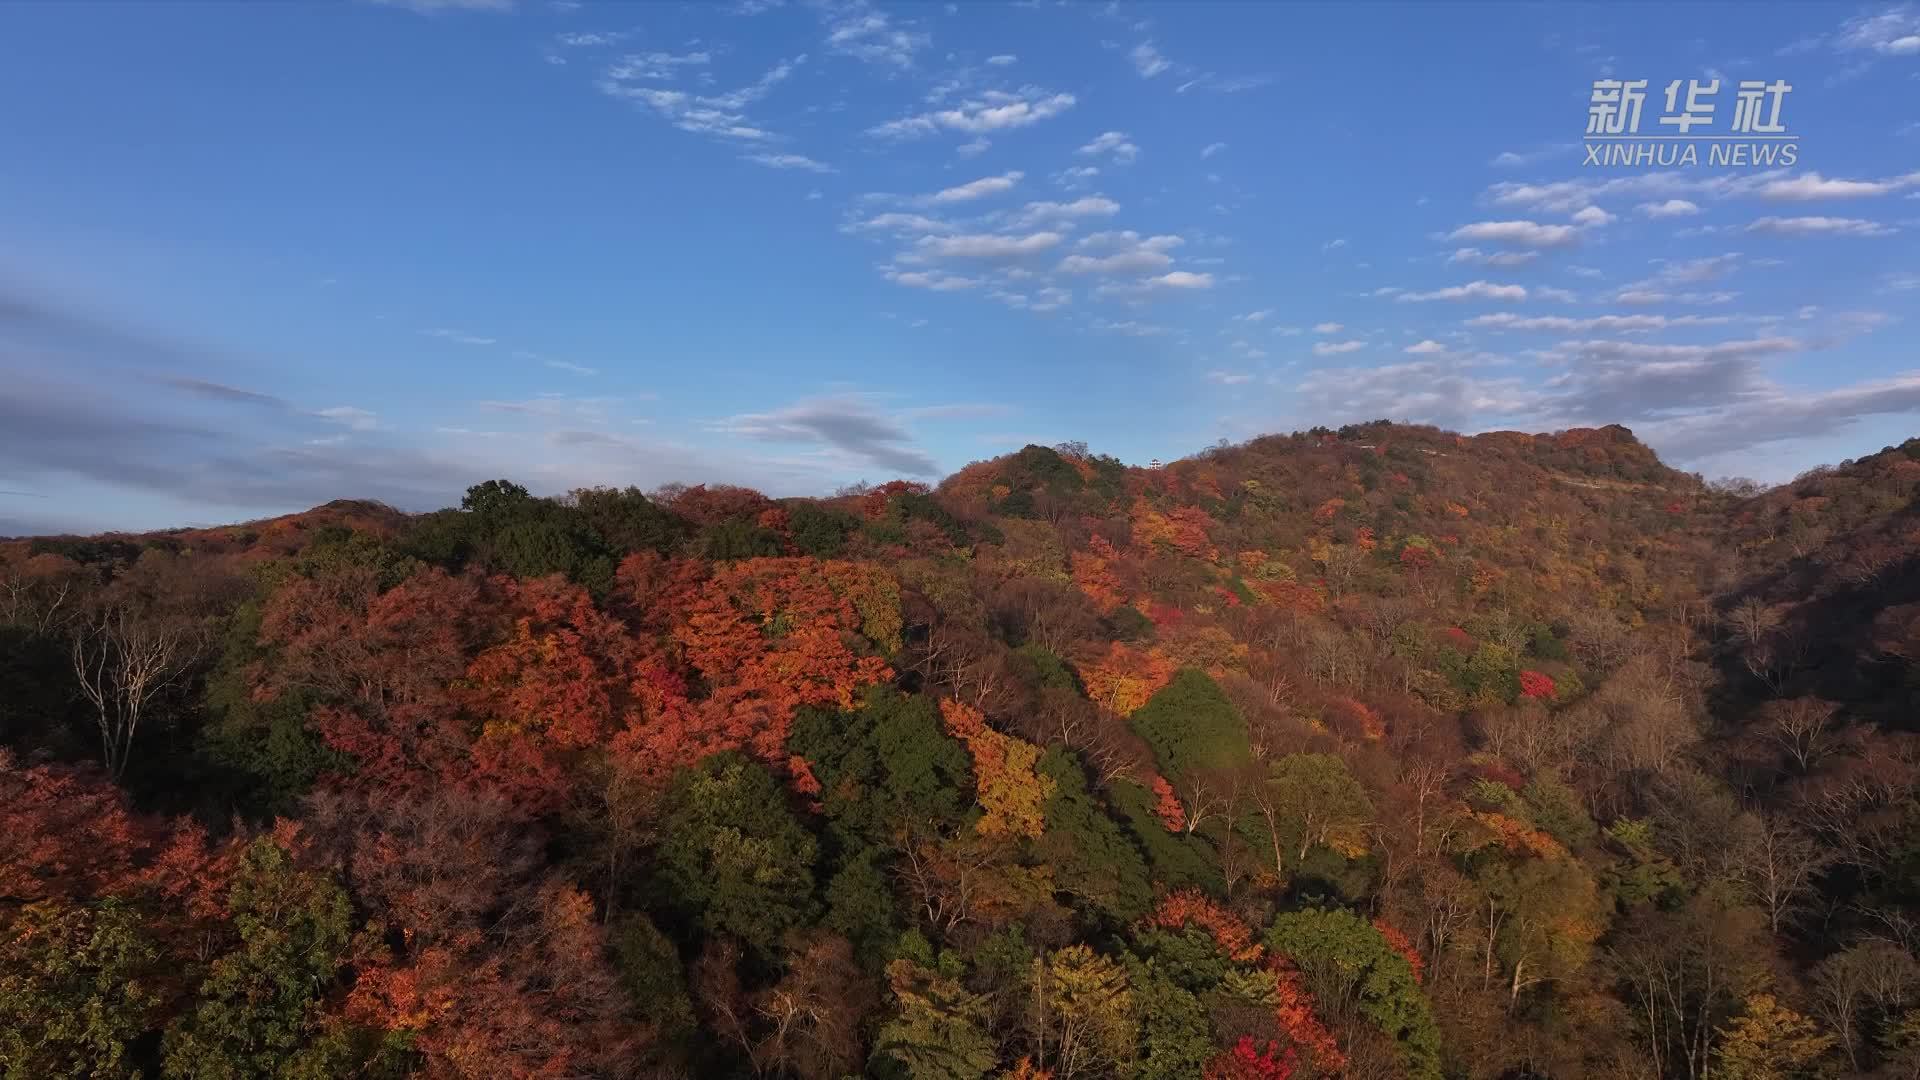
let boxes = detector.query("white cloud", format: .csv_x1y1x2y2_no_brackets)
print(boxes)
1201,141,1227,158
1148,270,1213,289
917,231,1063,258
956,138,991,157
824,2,930,68
316,406,379,431
605,51,711,81
1057,241,1178,275
1615,289,1738,306
1448,220,1579,248
1292,359,1539,432
846,211,951,235
1054,165,1100,188
1835,6,1920,55
1089,318,1171,336
1006,196,1121,228
554,31,629,47
1312,322,1343,334
1314,340,1365,355
1207,370,1255,384
1469,312,1733,333
745,152,835,173
1077,130,1140,163
1490,144,1574,167
1571,206,1615,227
991,286,1072,312
1758,171,1920,200
1449,247,1539,267
1404,339,1447,354
544,360,599,376
1639,199,1701,218
1652,253,1743,283
1541,336,1802,365
1130,41,1171,77
1747,215,1898,237
1322,237,1348,251
986,53,1017,66
1397,281,1530,302
883,268,983,290
1235,309,1272,322
870,87,1078,138
598,55,802,141
925,170,1024,203
1485,171,1788,214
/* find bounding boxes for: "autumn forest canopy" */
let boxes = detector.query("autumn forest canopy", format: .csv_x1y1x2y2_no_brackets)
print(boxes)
7,420,1920,1079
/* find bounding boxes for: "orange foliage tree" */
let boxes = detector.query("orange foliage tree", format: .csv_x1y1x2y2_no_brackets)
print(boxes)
1075,641,1176,716
618,557,897,780
940,699,1054,840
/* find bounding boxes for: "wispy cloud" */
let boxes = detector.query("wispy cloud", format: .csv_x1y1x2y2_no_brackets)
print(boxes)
1638,199,1701,218
369,0,513,13
1396,280,1531,302
1747,215,1898,237
1449,247,1539,267
423,328,496,346
1130,40,1171,77
1489,143,1575,167
1056,232,1181,274
869,86,1077,138
822,0,930,68
1758,170,1920,200
598,54,803,141
1004,196,1120,227
1448,220,1579,248
916,231,1063,258
713,393,941,475
1077,130,1139,163
924,171,1024,204
745,152,836,172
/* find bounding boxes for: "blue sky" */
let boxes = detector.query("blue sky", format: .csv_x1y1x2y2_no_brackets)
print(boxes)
2,0,1918,534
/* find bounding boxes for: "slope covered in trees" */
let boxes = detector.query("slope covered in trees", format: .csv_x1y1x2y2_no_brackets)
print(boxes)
4,422,1919,1078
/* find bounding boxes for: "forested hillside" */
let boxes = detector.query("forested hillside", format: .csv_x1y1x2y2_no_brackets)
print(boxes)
5,421,1920,1079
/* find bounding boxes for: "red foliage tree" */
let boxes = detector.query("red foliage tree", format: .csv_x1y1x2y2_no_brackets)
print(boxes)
1151,775,1187,834
1518,669,1556,701
257,566,493,797
615,558,896,780
1202,1037,1297,1080
460,576,637,809
0,751,149,904
1267,958,1346,1073
1372,917,1425,985
1147,889,1262,962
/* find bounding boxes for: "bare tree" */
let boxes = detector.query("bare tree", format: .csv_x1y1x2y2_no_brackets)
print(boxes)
1763,698,1842,775
70,602,202,780
1734,813,1832,935
1812,940,1920,1071
1,556,81,633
